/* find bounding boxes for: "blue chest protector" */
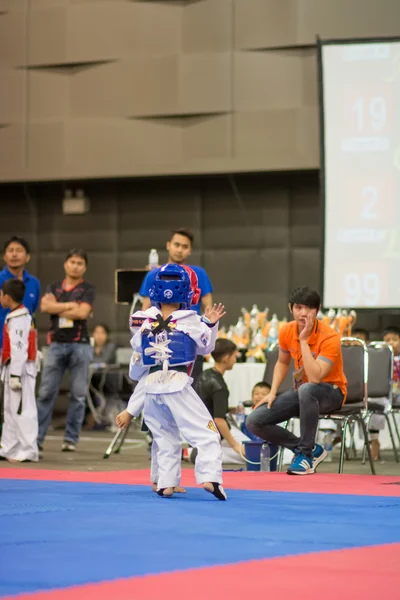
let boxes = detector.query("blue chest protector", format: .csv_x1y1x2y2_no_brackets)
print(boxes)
141,318,197,366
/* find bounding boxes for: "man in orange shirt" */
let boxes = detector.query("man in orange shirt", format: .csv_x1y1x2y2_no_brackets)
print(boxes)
246,286,347,475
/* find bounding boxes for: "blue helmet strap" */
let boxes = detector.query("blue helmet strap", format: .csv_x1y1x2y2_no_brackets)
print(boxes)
151,315,173,336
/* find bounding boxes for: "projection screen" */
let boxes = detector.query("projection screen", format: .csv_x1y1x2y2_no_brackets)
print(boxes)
320,38,400,308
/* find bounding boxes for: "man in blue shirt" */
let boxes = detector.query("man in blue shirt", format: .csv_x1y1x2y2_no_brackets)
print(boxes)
0,236,40,348
140,228,213,314
140,228,213,381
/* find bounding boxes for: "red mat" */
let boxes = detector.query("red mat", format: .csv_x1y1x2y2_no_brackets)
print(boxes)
3,543,399,600
1,467,400,496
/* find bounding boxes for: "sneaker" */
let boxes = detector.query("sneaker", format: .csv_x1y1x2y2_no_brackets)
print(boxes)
312,443,328,470
61,442,76,452
287,453,313,475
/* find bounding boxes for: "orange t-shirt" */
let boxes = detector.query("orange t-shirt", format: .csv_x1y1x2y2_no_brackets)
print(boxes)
279,319,347,402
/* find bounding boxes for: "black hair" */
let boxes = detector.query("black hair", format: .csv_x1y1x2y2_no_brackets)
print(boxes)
93,323,110,335
289,286,321,311
383,326,400,338
211,338,237,362
170,228,194,245
2,279,25,304
352,328,370,342
3,236,30,254
252,381,271,391
65,248,88,265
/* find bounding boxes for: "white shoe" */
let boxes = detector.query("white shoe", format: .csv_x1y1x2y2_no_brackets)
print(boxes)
61,442,76,452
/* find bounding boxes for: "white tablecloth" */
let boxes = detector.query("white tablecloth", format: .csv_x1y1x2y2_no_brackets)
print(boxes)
204,362,266,407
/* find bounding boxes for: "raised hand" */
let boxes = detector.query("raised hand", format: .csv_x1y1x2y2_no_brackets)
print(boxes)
205,303,226,324
298,313,314,342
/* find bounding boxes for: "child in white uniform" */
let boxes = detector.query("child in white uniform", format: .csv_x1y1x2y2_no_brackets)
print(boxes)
116,264,227,500
0,279,39,462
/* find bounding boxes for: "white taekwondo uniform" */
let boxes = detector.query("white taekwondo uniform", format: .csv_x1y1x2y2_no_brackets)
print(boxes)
126,307,222,490
0,306,39,462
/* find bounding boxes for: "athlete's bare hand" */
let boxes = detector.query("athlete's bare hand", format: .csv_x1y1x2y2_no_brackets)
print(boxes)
116,409,133,430
205,303,226,324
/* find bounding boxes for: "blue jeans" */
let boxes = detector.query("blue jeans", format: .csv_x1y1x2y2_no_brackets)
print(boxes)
246,383,343,459
37,343,93,445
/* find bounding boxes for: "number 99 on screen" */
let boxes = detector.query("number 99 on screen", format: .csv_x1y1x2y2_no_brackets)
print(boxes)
344,273,381,307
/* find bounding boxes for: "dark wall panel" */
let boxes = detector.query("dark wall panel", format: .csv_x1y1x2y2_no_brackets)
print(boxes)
1,171,397,346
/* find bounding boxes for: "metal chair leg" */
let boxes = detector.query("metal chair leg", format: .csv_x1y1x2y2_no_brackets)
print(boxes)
278,420,290,472
362,412,373,464
358,417,376,475
278,446,285,472
391,412,400,447
384,413,400,463
349,422,357,459
338,418,349,474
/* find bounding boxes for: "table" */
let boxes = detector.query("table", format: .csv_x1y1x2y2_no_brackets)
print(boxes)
204,362,266,407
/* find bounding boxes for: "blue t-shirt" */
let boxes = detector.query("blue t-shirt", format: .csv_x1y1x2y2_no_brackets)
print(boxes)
139,265,213,315
0,267,41,347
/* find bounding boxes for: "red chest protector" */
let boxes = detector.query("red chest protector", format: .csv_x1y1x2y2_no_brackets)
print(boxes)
1,306,37,365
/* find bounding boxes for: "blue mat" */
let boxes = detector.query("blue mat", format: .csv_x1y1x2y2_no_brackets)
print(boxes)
1,480,399,597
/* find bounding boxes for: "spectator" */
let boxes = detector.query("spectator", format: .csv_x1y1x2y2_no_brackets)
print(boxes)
0,279,39,462
384,326,400,401
194,339,250,465
0,236,40,349
140,228,213,380
89,324,122,428
352,328,370,344
246,286,347,475
240,382,271,442
92,323,116,365
250,382,271,408
36,249,95,453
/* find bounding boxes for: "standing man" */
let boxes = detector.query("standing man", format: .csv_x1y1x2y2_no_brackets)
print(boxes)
140,228,213,379
0,236,40,348
246,286,347,475
37,249,95,452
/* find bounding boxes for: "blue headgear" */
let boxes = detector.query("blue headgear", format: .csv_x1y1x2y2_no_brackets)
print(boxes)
149,264,193,309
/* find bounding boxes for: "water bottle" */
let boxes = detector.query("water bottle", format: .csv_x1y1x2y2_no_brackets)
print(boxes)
267,313,279,349
148,249,159,270
236,403,246,428
260,443,271,472
323,431,333,462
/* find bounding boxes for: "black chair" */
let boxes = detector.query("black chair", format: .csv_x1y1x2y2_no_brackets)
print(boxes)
263,344,294,392
364,342,399,463
320,337,375,474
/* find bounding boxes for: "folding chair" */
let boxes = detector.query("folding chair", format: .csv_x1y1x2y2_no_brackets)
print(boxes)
364,342,399,463
320,337,375,474
263,344,294,392
86,363,122,426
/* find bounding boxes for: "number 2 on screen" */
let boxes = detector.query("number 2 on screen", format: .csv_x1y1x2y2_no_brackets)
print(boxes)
361,186,378,220
344,273,380,306
353,97,386,131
